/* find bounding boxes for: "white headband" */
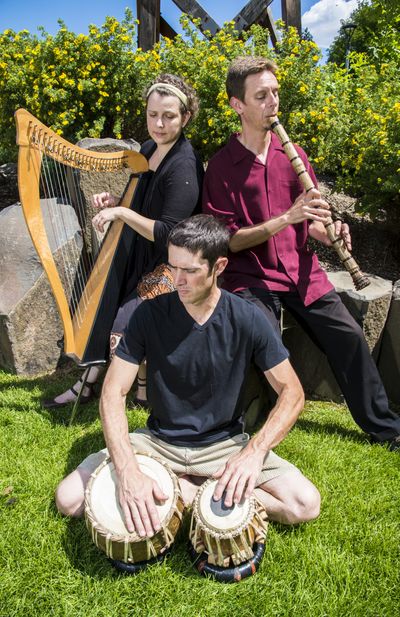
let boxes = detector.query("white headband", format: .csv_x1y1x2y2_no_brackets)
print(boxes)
146,83,188,108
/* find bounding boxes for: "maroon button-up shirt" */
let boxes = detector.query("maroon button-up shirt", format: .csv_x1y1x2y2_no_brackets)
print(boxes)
203,133,333,306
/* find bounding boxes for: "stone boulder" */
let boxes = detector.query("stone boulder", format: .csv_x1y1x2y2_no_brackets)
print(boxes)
378,280,400,404
0,200,81,374
282,271,393,403
0,137,142,376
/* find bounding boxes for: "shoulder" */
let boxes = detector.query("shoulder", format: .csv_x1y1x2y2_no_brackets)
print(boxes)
274,133,310,167
207,140,231,170
142,290,179,314
205,137,240,184
161,137,200,170
128,291,178,328
221,290,261,321
140,139,155,158
167,135,198,163
221,291,276,334
162,142,204,184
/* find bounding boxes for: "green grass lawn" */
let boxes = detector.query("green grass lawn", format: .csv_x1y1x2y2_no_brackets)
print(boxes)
0,368,399,617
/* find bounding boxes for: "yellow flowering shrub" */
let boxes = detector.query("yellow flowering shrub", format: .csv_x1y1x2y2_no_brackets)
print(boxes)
0,12,398,216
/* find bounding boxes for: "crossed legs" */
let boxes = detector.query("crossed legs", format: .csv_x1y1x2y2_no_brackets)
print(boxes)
55,467,320,525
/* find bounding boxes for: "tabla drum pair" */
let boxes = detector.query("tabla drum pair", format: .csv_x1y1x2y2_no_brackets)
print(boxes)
84,452,268,582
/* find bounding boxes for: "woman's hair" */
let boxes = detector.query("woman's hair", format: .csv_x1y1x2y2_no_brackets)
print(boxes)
145,74,199,122
226,56,278,101
168,214,230,272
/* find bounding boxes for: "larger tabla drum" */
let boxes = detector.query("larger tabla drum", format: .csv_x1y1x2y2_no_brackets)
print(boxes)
84,451,184,572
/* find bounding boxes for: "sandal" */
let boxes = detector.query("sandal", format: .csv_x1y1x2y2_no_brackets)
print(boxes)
41,378,98,409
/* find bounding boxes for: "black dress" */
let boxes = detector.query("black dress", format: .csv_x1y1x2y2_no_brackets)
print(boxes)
112,133,204,334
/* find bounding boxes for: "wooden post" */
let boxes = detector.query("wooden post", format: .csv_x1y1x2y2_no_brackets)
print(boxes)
281,0,301,33
137,0,160,50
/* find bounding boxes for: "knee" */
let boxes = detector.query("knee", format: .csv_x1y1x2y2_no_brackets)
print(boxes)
284,484,321,525
55,477,85,518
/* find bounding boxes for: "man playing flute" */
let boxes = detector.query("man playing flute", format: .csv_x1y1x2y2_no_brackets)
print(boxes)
203,56,400,451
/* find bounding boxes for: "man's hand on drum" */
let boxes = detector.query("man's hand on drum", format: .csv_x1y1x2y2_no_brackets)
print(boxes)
92,191,118,209
212,446,266,508
118,470,168,537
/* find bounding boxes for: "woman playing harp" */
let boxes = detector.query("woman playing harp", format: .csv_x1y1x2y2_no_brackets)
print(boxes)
42,73,203,409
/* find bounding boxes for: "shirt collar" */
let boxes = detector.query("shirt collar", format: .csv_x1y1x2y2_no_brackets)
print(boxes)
227,132,285,165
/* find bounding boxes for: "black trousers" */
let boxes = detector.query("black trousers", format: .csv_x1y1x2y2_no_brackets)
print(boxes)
237,288,400,442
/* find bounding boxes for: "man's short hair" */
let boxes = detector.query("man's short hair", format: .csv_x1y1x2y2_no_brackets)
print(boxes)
226,56,278,102
168,214,230,271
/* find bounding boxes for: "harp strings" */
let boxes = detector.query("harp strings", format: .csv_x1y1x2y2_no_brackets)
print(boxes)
39,152,106,327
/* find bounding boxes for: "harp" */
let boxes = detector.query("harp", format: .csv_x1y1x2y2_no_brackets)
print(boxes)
15,108,149,367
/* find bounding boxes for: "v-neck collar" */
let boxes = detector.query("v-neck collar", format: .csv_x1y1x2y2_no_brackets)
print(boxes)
177,290,224,331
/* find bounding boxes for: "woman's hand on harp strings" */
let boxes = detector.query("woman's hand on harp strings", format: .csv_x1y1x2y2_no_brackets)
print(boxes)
92,207,121,233
287,188,331,225
92,191,119,210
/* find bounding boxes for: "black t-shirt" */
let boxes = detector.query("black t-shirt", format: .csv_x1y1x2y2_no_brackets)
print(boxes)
116,290,289,446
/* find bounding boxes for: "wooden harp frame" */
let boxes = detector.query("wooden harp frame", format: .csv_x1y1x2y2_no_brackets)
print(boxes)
15,108,149,366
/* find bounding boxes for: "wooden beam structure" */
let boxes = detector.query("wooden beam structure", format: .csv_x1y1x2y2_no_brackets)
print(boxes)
136,0,300,50
160,16,178,39
281,0,301,33
264,6,278,46
172,0,220,36
232,0,273,33
137,0,160,50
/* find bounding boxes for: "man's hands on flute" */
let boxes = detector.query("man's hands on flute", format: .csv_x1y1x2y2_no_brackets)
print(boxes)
333,219,352,251
287,187,331,225
293,188,352,251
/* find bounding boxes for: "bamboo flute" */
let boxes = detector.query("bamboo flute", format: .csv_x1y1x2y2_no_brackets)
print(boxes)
269,117,370,290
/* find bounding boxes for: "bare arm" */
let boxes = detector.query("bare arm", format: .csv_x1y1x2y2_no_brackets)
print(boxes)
100,357,167,535
213,359,304,506
229,188,331,253
92,206,156,241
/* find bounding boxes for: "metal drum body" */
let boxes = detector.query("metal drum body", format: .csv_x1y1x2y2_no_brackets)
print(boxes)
189,478,268,568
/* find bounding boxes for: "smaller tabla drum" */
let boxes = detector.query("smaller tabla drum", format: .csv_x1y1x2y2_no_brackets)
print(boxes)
84,452,184,569
189,478,268,573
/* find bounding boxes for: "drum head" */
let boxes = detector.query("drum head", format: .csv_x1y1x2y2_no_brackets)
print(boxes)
89,454,175,536
196,479,252,532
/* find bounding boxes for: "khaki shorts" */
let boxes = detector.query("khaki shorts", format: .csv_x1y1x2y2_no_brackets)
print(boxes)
78,429,298,486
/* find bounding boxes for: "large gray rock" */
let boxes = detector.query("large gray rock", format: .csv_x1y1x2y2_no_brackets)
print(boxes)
0,200,81,375
282,272,393,403
0,137,142,375
378,280,400,404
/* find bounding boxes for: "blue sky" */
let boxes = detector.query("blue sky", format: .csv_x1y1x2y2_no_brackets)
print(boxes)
0,0,357,53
